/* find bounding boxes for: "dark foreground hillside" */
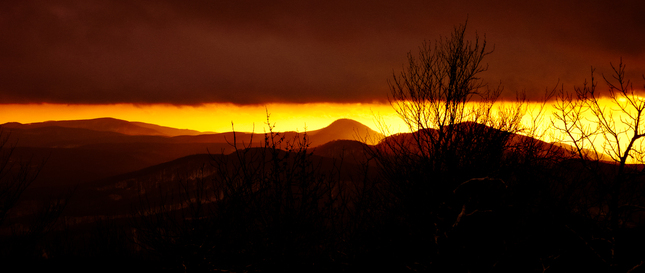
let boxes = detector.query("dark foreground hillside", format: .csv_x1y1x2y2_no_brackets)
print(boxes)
2,122,645,272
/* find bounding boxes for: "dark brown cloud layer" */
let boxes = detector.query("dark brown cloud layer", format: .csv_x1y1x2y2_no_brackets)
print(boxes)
1,0,644,104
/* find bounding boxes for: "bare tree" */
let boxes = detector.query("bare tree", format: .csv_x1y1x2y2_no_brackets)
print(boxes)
552,60,645,271
0,130,40,226
366,21,547,271
389,21,496,131
384,21,528,175
0,128,73,263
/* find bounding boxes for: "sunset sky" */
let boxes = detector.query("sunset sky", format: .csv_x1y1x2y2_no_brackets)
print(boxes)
1,0,644,132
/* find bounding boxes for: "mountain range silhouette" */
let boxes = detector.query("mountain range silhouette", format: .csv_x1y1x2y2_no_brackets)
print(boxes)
0,118,380,192
4,117,643,272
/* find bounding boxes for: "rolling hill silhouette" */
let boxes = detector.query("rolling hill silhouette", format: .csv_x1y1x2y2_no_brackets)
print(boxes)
306,118,383,146
4,118,580,219
61,147,377,217
7,118,642,273
2,117,205,137
1,118,382,148
41,120,622,232
0,118,382,188
310,139,372,162
373,121,571,158
12,120,557,205
1,118,583,192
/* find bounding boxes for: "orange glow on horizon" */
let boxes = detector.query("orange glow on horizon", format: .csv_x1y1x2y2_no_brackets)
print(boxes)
0,102,410,135
1,99,642,163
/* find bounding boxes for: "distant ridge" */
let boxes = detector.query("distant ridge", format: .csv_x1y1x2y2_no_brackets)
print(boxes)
1,117,205,137
308,119,383,146
131,121,213,136
0,118,382,149
374,121,574,159
0,118,385,186
311,139,371,161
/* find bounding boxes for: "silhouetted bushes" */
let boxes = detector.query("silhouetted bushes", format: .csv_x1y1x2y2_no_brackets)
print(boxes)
4,117,645,272
129,124,354,271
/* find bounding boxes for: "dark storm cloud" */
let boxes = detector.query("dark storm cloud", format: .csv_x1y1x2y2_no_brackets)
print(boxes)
0,0,644,104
